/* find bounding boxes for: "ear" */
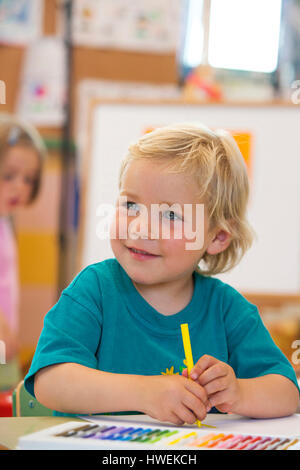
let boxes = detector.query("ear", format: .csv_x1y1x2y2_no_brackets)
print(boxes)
206,229,232,256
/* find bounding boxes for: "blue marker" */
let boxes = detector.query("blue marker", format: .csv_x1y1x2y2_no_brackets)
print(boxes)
110,427,135,440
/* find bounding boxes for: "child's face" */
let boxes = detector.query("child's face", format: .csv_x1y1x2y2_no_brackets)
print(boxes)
110,159,215,287
0,145,40,216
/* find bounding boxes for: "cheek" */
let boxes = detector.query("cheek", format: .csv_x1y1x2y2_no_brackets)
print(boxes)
23,186,33,203
109,209,128,241
0,181,10,196
162,229,204,261
160,236,186,255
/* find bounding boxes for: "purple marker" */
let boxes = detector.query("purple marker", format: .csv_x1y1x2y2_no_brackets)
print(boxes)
101,427,128,440
110,427,135,440
95,426,117,439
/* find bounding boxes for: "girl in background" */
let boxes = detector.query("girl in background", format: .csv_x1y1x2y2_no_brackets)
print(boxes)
0,114,45,390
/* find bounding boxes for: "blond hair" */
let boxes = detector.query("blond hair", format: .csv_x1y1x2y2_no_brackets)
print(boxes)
118,123,255,276
0,113,46,203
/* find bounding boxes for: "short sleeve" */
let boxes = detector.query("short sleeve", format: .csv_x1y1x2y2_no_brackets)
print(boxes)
225,300,299,395
24,266,103,398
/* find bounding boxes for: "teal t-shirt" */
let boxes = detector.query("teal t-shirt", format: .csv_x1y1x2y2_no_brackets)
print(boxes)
24,258,299,416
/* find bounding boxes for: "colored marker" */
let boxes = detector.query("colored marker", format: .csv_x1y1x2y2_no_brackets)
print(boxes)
197,433,225,448
216,434,244,449
180,323,201,427
168,431,198,446
248,436,271,450
81,425,110,438
130,428,154,442
207,433,233,448
56,423,98,437
274,438,290,450
97,426,118,439
110,427,135,440
119,427,145,441
134,429,163,443
231,435,253,449
149,430,178,444
281,438,299,450
188,432,215,446
101,427,131,440
243,436,262,450
265,438,287,450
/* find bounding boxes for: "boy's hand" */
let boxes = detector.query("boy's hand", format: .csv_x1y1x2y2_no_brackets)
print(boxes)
141,374,210,425
182,355,242,413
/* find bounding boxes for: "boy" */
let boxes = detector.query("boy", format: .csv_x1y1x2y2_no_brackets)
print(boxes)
25,123,299,424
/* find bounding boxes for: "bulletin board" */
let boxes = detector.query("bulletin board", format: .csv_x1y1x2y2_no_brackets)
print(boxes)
78,99,300,295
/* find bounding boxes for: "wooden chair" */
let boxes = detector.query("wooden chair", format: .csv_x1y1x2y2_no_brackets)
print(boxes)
12,380,52,417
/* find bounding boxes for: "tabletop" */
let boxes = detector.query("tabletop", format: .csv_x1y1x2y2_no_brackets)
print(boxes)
0,416,83,450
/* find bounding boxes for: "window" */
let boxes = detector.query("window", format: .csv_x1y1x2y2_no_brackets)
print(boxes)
182,0,205,68
182,0,283,73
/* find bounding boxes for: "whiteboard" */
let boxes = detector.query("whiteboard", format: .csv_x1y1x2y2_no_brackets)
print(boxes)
79,101,300,294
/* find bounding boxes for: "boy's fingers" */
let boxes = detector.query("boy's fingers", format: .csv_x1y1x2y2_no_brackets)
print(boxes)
198,363,227,387
169,412,185,426
183,393,207,421
176,403,199,425
203,376,227,396
207,389,231,410
181,368,188,377
184,377,208,404
190,355,219,380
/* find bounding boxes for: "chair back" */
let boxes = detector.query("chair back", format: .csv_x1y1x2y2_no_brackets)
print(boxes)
12,381,52,416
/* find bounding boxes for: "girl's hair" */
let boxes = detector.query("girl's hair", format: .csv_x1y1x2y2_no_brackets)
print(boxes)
118,122,255,276
0,113,46,203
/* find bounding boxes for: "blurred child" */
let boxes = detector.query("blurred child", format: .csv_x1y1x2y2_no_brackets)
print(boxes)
25,123,299,423
0,114,45,390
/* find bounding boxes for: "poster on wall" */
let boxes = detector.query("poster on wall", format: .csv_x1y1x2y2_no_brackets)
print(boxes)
17,37,66,126
72,0,182,52
0,0,43,46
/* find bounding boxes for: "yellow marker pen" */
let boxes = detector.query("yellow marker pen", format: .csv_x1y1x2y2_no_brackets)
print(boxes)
180,323,201,428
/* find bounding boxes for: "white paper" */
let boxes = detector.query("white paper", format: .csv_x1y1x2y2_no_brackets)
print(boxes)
0,0,43,46
17,37,67,126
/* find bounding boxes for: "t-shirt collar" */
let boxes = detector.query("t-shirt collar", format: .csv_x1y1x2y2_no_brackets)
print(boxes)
115,260,203,334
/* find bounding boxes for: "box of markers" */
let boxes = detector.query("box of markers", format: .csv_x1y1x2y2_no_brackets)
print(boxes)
17,418,300,450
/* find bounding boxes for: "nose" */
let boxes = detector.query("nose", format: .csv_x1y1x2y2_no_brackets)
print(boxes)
128,210,149,240
128,207,160,240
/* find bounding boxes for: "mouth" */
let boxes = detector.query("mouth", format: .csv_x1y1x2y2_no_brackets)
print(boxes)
127,246,160,260
8,197,20,207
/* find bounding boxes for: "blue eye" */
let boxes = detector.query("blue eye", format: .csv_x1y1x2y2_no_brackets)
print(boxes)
163,210,182,221
122,201,139,214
